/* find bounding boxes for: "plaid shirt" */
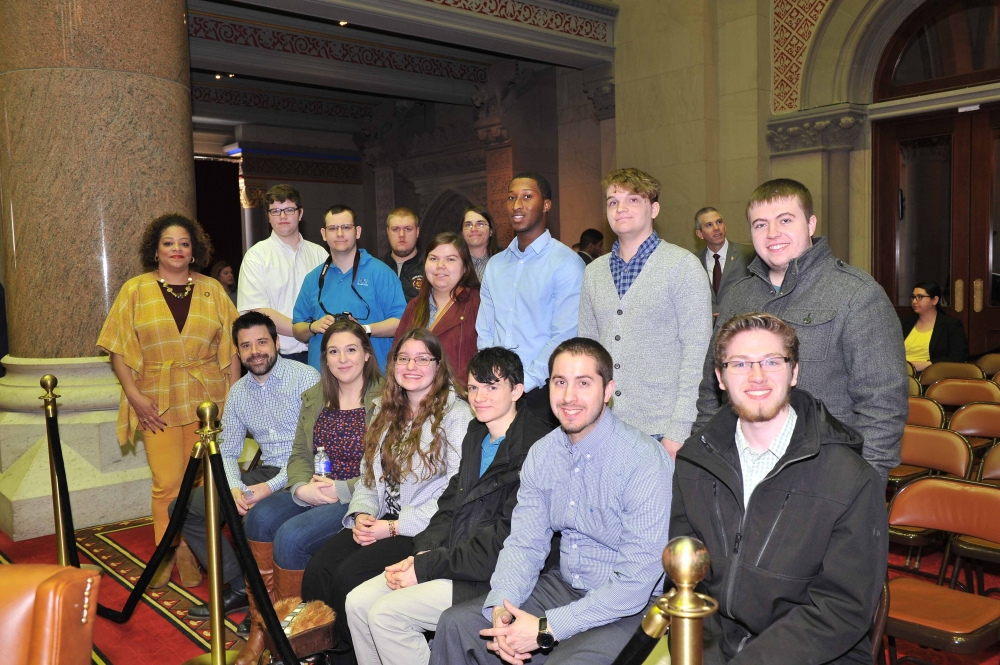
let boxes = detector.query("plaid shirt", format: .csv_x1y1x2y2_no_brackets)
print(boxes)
609,231,661,298
98,273,239,445
735,406,798,508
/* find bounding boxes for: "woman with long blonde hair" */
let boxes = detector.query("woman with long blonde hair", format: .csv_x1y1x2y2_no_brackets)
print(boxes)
301,328,473,655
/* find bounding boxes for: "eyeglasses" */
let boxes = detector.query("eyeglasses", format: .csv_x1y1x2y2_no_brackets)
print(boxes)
911,294,930,301
325,224,355,234
463,221,489,230
721,357,792,374
395,355,436,366
268,207,300,217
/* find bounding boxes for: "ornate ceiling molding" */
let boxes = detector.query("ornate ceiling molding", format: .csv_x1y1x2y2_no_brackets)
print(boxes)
192,83,375,120
765,104,867,154
419,0,611,42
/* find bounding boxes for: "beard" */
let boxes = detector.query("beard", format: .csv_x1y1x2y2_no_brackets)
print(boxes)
244,352,277,376
730,391,791,424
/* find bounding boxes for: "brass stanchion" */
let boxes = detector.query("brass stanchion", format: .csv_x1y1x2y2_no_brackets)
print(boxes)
40,374,76,567
183,401,240,665
661,536,719,665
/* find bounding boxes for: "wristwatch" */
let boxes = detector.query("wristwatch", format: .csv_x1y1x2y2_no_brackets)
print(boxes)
363,324,372,335
537,616,555,649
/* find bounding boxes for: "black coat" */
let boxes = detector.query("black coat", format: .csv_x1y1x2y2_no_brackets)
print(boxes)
673,390,888,664
412,405,555,604
381,251,424,302
900,313,968,363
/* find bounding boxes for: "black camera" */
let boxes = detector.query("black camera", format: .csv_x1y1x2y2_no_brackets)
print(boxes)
333,312,354,322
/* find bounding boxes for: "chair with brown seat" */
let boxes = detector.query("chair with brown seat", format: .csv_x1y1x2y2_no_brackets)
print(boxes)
888,426,972,576
920,362,986,387
976,354,1000,377
886,477,1000,664
907,361,917,378
947,443,1000,597
872,581,890,665
924,379,1000,421
908,376,922,397
948,402,1000,457
0,564,101,665
907,396,945,428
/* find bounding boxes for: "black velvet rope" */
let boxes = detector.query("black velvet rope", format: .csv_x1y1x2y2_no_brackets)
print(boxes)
44,412,80,568
609,624,661,665
96,453,202,623
208,451,299,665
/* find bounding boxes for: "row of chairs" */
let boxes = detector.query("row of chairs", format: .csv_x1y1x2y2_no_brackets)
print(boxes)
908,357,1000,396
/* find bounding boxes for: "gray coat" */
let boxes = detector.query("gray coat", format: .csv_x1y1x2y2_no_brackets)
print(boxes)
579,240,713,442
694,238,907,482
699,242,756,314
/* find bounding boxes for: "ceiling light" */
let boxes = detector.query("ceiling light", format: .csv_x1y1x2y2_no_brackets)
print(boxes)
339,20,348,26
228,73,235,78
215,74,221,79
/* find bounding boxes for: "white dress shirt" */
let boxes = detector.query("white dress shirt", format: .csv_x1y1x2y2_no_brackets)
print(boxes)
704,239,729,286
237,232,329,355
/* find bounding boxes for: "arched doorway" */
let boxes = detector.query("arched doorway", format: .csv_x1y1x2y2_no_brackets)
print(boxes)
872,0,1000,353
419,189,474,243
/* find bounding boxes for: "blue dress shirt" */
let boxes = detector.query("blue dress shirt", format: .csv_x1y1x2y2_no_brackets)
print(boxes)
483,408,674,640
476,231,585,391
292,249,406,372
219,356,320,494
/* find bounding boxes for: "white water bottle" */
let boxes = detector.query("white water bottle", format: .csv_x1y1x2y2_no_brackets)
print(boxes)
314,448,332,478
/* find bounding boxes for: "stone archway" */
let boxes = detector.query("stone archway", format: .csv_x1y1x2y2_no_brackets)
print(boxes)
419,189,474,245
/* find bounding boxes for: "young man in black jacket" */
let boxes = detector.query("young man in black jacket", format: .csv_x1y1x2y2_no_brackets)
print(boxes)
673,313,888,664
344,347,554,665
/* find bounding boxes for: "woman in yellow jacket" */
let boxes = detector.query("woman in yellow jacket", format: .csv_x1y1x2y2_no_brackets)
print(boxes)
98,213,239,586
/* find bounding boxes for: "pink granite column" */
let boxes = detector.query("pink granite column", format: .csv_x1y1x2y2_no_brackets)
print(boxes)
0,0,196,358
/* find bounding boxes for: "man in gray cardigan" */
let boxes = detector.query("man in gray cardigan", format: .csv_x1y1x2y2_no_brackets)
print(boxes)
694,178,907,483
579,168,713,457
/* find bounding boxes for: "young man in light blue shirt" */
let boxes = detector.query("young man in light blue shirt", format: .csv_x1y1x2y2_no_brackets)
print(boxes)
292,204,406,372
476,172,585,426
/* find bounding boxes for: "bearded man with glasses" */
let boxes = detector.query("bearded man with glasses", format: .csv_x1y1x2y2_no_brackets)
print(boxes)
237,184,329,364
672,312,887,665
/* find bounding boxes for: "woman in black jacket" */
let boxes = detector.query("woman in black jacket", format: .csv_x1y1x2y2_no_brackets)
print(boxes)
901,281,968,371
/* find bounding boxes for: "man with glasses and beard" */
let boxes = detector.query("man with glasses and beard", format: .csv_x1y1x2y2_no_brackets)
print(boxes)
169,312,320,619
293,204,406,373
672,313,887,664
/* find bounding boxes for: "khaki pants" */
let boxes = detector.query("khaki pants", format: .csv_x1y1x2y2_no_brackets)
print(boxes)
345,573,453,665
142,422,200,543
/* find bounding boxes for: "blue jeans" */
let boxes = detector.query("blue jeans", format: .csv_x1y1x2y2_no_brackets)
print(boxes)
244,490,350,570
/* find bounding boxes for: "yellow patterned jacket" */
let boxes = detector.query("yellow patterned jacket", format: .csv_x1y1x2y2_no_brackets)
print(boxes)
97,272,239,446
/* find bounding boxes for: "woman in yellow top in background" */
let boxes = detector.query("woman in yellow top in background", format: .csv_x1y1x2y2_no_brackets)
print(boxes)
901,281,968,372
98,213,239,586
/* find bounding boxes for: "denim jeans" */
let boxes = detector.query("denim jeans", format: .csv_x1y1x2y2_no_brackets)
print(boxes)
244,490,350,570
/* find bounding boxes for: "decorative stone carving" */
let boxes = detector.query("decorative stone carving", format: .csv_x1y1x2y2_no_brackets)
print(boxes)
584,81,615,120
193,83,374,120
766,106,867,154
239,182,266,209
360,101,422,168
420,0,613,43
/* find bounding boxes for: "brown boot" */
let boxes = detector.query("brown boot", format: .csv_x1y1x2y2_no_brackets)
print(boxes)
234,541,276,665
274,565,305,602
149,551,176,589
175,539,203,588
234,589,264,665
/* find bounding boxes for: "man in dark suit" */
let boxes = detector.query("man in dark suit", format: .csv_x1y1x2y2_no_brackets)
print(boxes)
695,207,755,315
577,228,604,265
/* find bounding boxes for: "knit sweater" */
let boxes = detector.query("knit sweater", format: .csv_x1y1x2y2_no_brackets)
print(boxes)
579,240,713,442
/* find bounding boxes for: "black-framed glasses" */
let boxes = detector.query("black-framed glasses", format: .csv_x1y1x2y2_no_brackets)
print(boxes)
268,206,300,217
395,355,436,366
911,294,930,301
721,357,792,374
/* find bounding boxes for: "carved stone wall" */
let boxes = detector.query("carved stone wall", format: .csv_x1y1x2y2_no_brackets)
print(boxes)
765,105,867,154
772,0,831,113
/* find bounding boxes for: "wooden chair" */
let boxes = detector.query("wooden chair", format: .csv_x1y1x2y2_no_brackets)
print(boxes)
975,354,1000,377
907,361,917,378
886,478,1000,664
924,379,1000,420
888,426,972,576
920,362,986,387
907,396,945,428
872,581,890,665
908,376,922,397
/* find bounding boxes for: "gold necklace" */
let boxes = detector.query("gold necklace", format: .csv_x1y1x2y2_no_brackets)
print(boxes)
156,271,193,299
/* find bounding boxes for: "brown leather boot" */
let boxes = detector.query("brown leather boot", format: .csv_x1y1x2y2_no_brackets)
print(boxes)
175,538,203,588
274,565,305,602
234,541,276,665
148,551,176,589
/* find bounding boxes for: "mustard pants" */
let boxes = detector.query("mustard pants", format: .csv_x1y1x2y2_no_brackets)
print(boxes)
142,422,200,544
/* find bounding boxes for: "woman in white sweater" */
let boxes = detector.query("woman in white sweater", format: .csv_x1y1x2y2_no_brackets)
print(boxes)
301,327,473,653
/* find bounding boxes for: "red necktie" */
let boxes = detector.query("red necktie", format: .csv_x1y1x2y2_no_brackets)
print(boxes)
712,253,722,296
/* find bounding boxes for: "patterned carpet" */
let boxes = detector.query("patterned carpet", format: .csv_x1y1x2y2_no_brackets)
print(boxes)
3,518,1000,664
0,517,246,665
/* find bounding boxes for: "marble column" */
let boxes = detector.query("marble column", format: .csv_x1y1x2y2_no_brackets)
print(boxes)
0,0,196,539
